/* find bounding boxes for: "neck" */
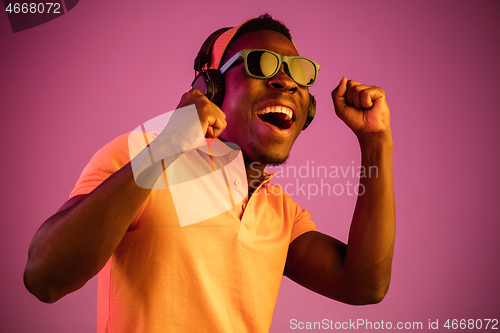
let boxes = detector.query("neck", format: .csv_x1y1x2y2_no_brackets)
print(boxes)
218,137,269,196
244,158,268,196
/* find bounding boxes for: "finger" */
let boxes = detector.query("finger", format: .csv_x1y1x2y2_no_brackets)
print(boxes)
331,77,348,113
332,76,347,98
349,81,375,110
345,79,356,106
206,127,215,138
359,88,374,109
215,106,226,120
201,106,227,138
207,115,227,138
347,80,365,109
361,87,386,109
352,87,362,110
177,89,207,109
345,80,363,106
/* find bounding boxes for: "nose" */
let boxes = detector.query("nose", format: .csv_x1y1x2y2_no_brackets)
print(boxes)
267,64,298,93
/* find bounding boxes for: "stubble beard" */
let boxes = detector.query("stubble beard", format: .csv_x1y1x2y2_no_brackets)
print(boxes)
247,141,290,166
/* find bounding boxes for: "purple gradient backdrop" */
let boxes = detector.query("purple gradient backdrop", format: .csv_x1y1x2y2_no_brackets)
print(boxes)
1,0,499,332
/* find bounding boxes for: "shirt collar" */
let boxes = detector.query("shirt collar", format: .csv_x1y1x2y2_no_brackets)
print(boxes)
196,138,241,157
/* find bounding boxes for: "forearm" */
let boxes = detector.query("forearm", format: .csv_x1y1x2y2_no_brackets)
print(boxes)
343,131,395,302
24,148,173,303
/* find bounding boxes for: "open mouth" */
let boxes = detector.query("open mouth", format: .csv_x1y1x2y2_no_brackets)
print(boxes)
256,106,294,130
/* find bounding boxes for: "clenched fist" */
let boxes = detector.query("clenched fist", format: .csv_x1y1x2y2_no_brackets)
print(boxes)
332,77,391,138
176,89,227,139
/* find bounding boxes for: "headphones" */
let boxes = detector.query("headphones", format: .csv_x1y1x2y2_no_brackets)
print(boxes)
191,27,316,130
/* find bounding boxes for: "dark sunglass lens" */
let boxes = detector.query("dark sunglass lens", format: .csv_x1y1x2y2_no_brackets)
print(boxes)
247,51,278,77
290,58,316,86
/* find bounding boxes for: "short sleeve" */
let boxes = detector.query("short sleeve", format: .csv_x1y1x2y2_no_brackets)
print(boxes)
69,133,133,198
267,184,316,243
289,205,316,243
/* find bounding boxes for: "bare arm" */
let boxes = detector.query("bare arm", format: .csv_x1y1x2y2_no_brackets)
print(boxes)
24,156,161,303
284,78,395,305
24,90,226,303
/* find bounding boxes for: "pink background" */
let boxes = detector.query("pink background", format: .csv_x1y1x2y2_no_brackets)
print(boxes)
1,0,499,331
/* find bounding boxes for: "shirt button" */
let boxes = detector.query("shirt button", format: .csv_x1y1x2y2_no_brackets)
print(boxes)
230,154,236,161
234,179,242,187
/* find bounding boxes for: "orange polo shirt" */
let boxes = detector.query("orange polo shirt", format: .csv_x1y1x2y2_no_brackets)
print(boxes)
70,133,316,333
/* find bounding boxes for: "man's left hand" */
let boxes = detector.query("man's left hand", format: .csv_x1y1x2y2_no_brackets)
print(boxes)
331,77,391,137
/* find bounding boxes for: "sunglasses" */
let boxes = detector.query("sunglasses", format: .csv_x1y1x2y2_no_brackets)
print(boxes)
219,49,321,87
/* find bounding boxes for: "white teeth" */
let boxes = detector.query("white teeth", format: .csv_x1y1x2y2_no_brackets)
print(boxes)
256,106,293,121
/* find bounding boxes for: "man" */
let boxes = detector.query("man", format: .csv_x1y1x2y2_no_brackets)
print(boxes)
24,14,395,332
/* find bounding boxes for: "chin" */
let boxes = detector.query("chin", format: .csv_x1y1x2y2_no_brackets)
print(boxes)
247,142,290,166
266,157,289,167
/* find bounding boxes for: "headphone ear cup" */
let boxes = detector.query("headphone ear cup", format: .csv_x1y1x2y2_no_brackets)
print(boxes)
191,69,225,108
206,69,225,108
302,94,316,130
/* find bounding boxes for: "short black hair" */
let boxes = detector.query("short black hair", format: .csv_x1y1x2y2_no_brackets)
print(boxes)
220,13,292,66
